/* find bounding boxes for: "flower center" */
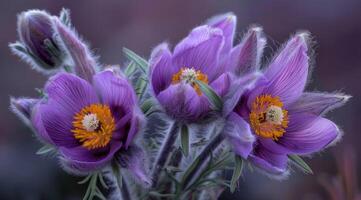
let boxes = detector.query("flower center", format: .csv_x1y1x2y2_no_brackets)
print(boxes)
249,95,289,140
71,104,115,150
172,67,208,95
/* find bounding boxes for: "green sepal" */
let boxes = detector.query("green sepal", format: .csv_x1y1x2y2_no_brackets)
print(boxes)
180,124,190,157
230,155,243,193
195,80,223,111
288,155,313,174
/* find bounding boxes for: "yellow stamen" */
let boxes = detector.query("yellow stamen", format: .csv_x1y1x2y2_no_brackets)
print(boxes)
249,95,289,140
171,67,208,95
71,104,115,150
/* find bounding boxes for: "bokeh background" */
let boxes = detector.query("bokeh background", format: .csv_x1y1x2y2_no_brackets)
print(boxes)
0,0,360,199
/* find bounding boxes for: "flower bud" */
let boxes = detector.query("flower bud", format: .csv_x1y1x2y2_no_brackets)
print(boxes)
17,10,64,70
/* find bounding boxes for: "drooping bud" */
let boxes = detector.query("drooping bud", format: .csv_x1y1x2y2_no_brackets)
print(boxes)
11,10,64,71
10,97,38,124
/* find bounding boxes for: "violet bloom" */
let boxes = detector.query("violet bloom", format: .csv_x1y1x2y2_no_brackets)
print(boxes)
29,70,148,180
226,33,349,175
149,13,262,122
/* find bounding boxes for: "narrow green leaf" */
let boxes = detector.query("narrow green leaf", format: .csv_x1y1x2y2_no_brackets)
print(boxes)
180,124,190,157
230,156,243,193
181,157,200,188
135,76,148,100
98,173,109,189
123,47,148,73
124,61,137,77
141,99,153,114
288,155,313,174
111,162,123,188
36,145,55,155
195,80,223,111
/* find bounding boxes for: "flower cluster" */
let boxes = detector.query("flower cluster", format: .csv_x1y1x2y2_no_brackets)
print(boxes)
10,9,349,200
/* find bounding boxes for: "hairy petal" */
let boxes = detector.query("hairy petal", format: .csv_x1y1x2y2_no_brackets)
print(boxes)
149,43,176,95
229,26,266,75
206,12,237,54
249,143,288,175
10,97,38,124
263,33,310,106
172,25,224,81
224,112,255,158
59,141,122,173
116,145,151,187
93,70,136,114
53,18,96,82
288,92,351,116
156,83,209,122
279,113,339,155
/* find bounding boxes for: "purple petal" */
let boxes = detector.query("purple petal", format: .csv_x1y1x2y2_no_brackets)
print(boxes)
249,144,288,175
288,92,351,116
149,43,176,95
210,73,231,97
59,141,122,173
223,72,262,116
156,83,209,122
263,33,310,106
278,113,339,155
172,25,224,81
53,18,96,82
116,145,151,186
93,70,136,115
35,73,98,147
228,26,266,75
223,112,255,158
31,101,55,145
10,97,39,124
124,109,144,148
206,12,237,54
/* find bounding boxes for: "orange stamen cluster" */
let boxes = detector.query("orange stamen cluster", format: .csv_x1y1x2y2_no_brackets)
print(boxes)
171,67,208,95
249,95,289,140
71,104,115,150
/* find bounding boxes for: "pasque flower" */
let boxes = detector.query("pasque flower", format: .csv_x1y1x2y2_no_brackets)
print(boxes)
10,13,150,185
226,32,350,175
149,13,263,122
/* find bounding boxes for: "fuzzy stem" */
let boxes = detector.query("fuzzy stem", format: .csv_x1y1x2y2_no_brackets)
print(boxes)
181,130,225,190
151,121,180,187
120,178,131,200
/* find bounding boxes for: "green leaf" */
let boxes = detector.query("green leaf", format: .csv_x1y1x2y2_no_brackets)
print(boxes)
141,99,154,114
78,172,107,200
123,47,148,73
111,162,123,189
135,76,148,100
288,155,313,174
36,145,55,155
230,156,243,193
124,61,137,77
195,80,223,111
180,124,190,157
181,157,200,188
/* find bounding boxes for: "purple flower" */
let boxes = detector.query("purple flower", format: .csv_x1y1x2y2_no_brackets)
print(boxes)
12,10,64,70
14,69,150,184
149,13,264,122
226,33,349,175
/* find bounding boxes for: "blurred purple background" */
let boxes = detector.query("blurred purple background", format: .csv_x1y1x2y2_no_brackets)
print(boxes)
0,0,360,199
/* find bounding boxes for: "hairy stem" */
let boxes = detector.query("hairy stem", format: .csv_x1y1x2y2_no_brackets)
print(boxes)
181,130,225,190
151,121,180,187
120,178,131,200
